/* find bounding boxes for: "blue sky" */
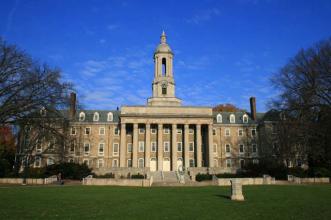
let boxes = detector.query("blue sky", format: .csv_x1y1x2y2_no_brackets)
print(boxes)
1,0,331,112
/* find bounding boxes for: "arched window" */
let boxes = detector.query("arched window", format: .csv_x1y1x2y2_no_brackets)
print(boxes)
243,114,248,123
79,112,85,121
47,157,54,166
216,114,222,123
107,112,113,121
93,112,99,121
229,114,235,123
162,58,166,76
138,158,144,168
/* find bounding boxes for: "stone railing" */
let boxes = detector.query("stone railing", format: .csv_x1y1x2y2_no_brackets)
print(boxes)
0,178,45,185
82,176,152,187
287,175,330,184
217,176,275,186
44,175,58,184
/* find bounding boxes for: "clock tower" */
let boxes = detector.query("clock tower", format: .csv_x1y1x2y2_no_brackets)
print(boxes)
147,31,182,106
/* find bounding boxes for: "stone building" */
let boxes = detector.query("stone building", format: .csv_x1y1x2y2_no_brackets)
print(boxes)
32,32,271,176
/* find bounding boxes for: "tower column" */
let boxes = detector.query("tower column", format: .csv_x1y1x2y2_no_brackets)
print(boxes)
196,124,202,167
157,124,163,171
120,123,126,167
171,124,177,171
145,123,151,168
184,124,190,168
132,123,138,168
208,124,214,168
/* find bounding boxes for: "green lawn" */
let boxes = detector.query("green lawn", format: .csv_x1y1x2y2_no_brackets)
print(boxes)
0,185,330,220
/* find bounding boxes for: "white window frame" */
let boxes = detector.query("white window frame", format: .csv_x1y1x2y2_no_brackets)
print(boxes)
189,159,195,167
177,129,182,134
71,127,76,135
239,144,245,154
189,142,194,152
79,112,85,121
98,159,104,168
114,127,120,136
238,129,243,137
85,127,91,135
225,144,231,155
127,143,132,153
243,114,248,123
226,159,232,168
177,142,182,152
107,112,113,122
47,157,54,166
98,143,105,156
139,141,145,152
34,157,41,168
151,128,157,134
139,128,145,134
138,158,144,168
164,128,170,134
93,112,99,122
113,143,119,156
84,143,90,156
216,114,222,123
99,127,105,135
225,128,230,136
164,141,170,152
127,159,132,167
230,114,235,123
151,142,157,152
112,159,118,167
251,128,257,136
252,144,257,153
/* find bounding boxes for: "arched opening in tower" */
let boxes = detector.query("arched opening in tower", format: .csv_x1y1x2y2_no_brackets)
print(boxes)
162,58,166,76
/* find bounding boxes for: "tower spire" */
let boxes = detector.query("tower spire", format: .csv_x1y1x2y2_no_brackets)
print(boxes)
161,30,166,44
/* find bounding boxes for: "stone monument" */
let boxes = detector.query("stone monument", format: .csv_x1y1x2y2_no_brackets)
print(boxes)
231,179,244,201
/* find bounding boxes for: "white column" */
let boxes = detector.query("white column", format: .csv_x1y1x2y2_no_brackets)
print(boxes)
208,124,214,168
157,124,163,171
184,124,189,168
145,123,151,168
196,124,202,167
132,123,138,168
120,123,126,167
171,124,177,171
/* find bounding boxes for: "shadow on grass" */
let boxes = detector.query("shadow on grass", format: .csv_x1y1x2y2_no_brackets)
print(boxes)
215,194,231,200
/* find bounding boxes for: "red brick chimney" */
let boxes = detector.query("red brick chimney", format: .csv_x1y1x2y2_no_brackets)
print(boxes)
250,97,256,120
69,92,76,119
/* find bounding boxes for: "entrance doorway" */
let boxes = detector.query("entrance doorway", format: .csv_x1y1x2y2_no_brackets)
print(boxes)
163,158,170,171
150,158,157,171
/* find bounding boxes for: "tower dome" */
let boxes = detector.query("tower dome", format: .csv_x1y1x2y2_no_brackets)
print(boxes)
154,31,173,54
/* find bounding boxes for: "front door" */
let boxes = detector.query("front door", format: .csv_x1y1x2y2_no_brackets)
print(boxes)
150,158,157,172
163,158,170,171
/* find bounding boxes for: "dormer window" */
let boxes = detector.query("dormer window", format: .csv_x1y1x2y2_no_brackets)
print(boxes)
107,112,113,122
216,114,222,123
229,114,235,123
79,112,85,121
93,112,99,122
243,114,248,123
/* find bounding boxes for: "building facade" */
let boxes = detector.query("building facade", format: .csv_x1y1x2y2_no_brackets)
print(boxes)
33,32,269,175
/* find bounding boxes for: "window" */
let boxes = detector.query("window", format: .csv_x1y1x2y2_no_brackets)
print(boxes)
216,114,222,123
138,158,144,168
213,129,216,135
107,112,113,121
99,127,105,135
225,128,230,136
177,142,182,152
114,127,120,136
127,143,132,153
189,159,195,167
113,143,119,156
177,129,182,134
68,158,74,163
98,159,104,168
226,159,232,168
243,114,248,123
239,144,244,154
251,128,257,136
230,114,235,123
36,141,42,153
99,143,104,156
213,144,217,153
252,144,257,153
162,87,167,95
139,141,145,152
34,157,41,168
84,143,90,156
238,129,243,136
162,57,167,75
70,140,75,153
83,159,89,166
47,158,54,166
240,159,245,168
164,128,170,134
79,112,85,121
151,128,157,134
85,127,91,135
139,128,145,134
225,144,231,154
112,159,118,167
93,112,99,121
127,159,132,167
189,142,194,152
151,142,157,152
253,159,259,164
164,142,170,152
71,127,76,135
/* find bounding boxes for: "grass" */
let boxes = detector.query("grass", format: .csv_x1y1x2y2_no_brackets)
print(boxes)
0,185,330,219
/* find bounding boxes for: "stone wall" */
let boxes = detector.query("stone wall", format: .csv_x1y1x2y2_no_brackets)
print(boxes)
0,178,45,185
82,177,152,187
217,177,275,186
288,175,330,184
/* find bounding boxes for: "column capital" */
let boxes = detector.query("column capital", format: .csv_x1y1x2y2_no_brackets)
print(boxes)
145,123,151,128
133,123,139,129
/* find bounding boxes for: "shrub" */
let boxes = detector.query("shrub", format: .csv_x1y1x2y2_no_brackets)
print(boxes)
195,173,212,182
308,167,331,177
94,173,115,178
131,173,145,179
45,163,92,180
